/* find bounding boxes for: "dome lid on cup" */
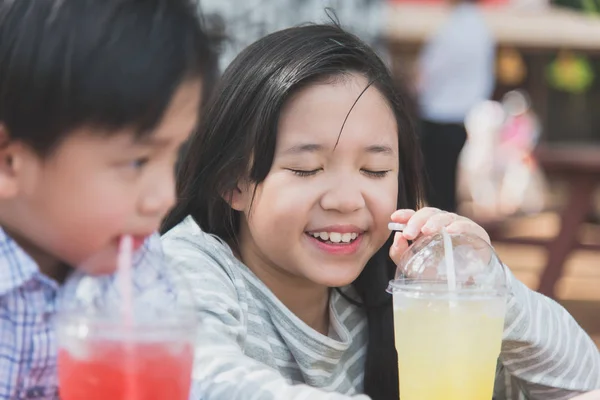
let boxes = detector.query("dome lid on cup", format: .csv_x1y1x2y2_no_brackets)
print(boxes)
387,233,507,295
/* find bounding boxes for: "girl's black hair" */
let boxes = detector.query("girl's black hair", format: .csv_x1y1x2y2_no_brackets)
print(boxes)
0,0,218,155
162,23,424,400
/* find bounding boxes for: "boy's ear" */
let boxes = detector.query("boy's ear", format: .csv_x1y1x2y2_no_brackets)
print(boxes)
0,125,23,199
222,180,252,212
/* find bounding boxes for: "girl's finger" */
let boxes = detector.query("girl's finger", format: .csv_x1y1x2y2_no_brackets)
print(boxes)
389,231,409,266
403,207,442,240
421,212,457,235
390,209,416,223
446,219,491,245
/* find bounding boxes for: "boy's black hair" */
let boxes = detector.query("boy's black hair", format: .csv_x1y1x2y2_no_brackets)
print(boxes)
0,0,217,155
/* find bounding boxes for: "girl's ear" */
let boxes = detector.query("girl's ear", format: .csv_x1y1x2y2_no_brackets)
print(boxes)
222,180,252,212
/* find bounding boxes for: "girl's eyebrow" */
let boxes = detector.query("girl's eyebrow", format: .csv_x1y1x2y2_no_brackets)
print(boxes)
282,143,323,155
366,144,394,155
282,143,395,157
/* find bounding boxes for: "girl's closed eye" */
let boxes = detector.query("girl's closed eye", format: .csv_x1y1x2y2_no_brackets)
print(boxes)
287,168,322,177
361,169,391,178
286,168,392,178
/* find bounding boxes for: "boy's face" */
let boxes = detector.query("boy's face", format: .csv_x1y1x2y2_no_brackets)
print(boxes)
0,80,201,277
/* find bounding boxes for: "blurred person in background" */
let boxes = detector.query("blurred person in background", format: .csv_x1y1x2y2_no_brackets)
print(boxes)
496,90,545,217
417,0,496,212
459,90,546,221
199,0,386,71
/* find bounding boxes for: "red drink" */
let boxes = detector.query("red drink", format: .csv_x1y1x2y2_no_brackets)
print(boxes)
58,339,194,400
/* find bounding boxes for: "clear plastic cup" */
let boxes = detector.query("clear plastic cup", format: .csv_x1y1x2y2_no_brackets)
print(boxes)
56,243,197,400
387,233,508,400
56,312,195,400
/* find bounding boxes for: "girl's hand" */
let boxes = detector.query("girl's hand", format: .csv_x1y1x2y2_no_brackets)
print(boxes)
570,391,600,400
389,207,491,265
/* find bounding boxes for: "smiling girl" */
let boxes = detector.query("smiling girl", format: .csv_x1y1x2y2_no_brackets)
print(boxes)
160,24,600,400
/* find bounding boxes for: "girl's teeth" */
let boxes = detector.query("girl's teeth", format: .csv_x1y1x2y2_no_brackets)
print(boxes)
329,232,342,243
310,231,360,243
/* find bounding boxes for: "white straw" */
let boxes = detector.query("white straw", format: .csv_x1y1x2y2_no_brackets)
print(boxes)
388,222,407,232
117,235,134,325
442,228,457,292
117,235,138,399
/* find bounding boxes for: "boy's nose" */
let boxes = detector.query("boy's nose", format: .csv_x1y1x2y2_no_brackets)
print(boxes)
139,179,176,218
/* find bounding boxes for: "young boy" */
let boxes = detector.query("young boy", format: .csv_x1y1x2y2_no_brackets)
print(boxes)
0,0,215,398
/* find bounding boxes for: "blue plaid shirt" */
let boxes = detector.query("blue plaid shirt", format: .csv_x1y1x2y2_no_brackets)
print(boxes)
0,230,176,400
0,229,60,399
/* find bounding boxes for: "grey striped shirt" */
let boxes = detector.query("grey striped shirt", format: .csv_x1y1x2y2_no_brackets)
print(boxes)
161,216,600,399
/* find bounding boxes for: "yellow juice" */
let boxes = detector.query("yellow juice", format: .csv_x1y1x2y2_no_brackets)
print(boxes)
393,296,504,400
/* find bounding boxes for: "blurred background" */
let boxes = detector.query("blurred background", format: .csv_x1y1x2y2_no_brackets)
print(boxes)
386,0,600,347
200,0,600,345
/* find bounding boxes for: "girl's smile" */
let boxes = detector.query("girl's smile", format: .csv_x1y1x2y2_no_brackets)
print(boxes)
305,225,366,255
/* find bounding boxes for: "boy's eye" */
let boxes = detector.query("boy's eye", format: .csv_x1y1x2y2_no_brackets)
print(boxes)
361,169,390,178
288,168,321,177
129,157,150,169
